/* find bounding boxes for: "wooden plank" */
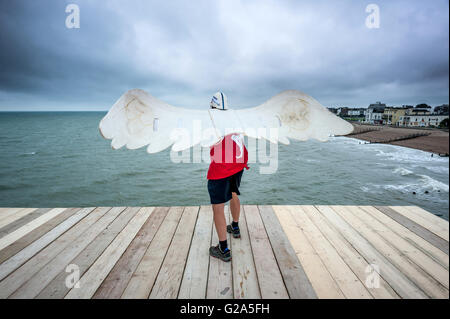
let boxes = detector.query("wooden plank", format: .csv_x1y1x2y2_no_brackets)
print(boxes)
149,206,199,299
258,205,316,299
0,208,24,217
375,206,448,254
65,207,154,299
36,207,142,299
332,205,448,299
0,208,81,264
0,208,67,251
0,207,109,298
0,208,52,237
121,206,184,298
315,205,427,298
410,206,449,228
230,205,261,299
9,207,128,298
273,205,344,298
243,205,289,299
288,206,372,298
0,208,33,226
93,207,169,299
301,205,399,299
0,208,90,281
390,206,449,242
0,208,37,230
0,208,16,213
178,206,213,299
353,206,448,289
404,206,449,234
362,206,448,270
206,205,233,299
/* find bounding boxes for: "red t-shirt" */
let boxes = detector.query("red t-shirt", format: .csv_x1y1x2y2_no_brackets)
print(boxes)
207,134,249,180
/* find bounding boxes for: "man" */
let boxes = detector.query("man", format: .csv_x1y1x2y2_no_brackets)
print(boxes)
207,92,249,262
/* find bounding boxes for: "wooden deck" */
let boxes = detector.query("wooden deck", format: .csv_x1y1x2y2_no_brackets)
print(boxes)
0,205,448,299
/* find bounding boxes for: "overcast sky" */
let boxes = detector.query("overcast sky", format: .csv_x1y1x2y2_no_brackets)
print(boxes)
0,0,448,111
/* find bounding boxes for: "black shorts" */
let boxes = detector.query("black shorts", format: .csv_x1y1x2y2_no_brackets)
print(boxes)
207,170,244,204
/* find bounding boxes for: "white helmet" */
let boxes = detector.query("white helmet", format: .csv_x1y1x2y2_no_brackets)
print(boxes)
210,91,228,110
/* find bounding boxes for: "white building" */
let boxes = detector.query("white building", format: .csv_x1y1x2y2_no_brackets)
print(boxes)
398,114,449,127
364,102,386,124
348,109,365,116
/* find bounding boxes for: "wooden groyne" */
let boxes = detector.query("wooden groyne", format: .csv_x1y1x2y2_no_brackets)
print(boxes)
367,132,431,144
0,205,448,299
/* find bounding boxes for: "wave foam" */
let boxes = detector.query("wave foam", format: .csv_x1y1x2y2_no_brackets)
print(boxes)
393,167,414,176
383,174,449,193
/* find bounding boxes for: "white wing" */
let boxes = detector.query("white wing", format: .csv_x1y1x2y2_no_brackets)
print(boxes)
99,89,353,153
99,89,219,153
235,90,353,144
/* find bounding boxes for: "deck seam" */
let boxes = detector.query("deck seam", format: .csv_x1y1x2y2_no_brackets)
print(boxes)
375,206,449,254
242,205,263,299
329,205,439,298
303,205,399,299
176,206,201,299
293,205,373,299
145,206,186,299
14,207,129,298
359,206,448,270
95,206,170,299
314,205,421,298
284,205,347,298
65,206,143,299
355,206,449,291
256,205,291,299
228,205,234,299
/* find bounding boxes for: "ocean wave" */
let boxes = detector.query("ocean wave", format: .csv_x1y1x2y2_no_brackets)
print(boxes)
418,175,449,192
422,165,449,175
393,167,414,176
374,147,449,164
383,174,449,193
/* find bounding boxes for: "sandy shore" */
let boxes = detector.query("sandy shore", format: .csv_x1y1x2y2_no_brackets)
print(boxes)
348,123,449,155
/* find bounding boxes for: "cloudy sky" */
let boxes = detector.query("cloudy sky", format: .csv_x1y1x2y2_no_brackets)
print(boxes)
0,0,448,111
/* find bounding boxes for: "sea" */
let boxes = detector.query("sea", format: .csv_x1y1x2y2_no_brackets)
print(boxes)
0,112,448,220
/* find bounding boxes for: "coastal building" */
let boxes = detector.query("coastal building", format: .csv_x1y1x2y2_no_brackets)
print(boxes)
347,108,366,117
383,106,413,126
364,102,386,124
327,107,366,121
406,104,432,116
398,114,449,127
434,104,449,115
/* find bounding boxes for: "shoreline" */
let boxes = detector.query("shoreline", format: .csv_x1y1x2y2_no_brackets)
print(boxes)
348,123,449,156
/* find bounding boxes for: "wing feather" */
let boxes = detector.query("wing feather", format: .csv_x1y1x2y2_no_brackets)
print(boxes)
99,89,353,155
99,89,215,153
235,90,353,143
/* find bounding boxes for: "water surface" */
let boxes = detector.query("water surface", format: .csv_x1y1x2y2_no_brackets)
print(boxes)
0,112,448,220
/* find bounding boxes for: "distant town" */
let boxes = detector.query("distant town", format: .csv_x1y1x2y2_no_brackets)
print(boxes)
328,103,449,128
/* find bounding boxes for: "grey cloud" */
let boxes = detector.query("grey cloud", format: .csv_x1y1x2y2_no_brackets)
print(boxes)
0,0,448,111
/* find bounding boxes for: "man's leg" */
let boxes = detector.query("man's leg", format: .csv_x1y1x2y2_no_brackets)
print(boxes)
230,192,240,223
212,203,227,241
227,192,241,238
210,202,231,261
